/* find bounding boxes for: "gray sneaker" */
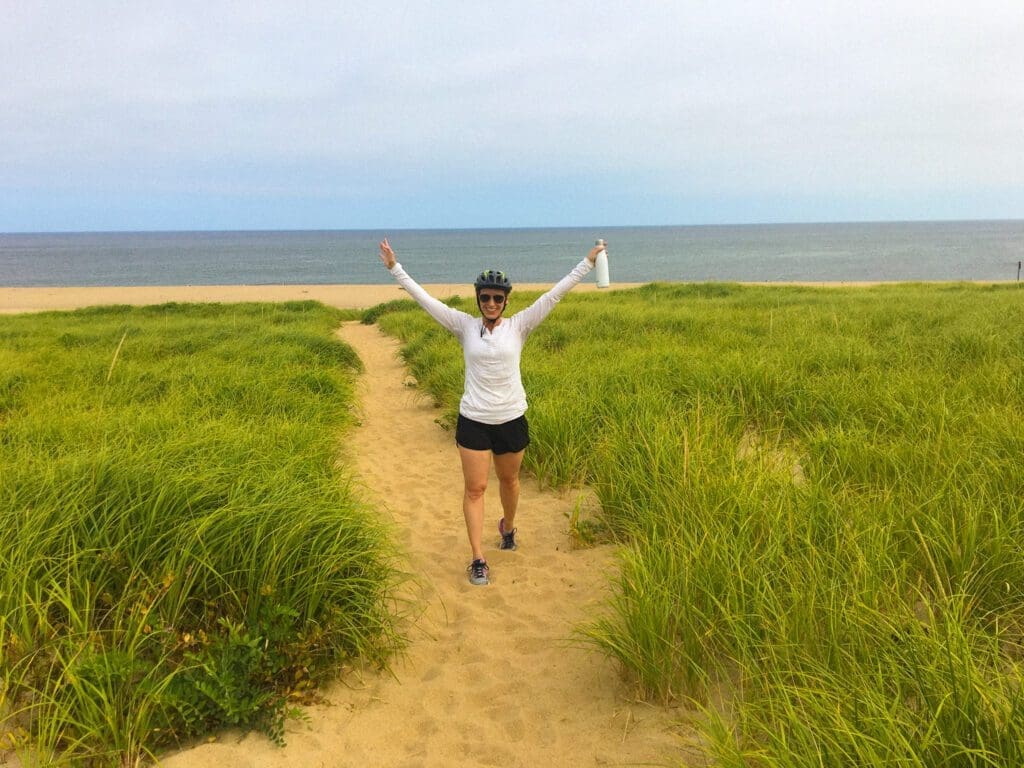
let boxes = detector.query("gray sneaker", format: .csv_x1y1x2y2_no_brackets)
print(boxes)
498,518,517,550
467,558,490,586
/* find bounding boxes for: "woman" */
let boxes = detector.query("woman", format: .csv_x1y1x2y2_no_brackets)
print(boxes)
377,237,606,585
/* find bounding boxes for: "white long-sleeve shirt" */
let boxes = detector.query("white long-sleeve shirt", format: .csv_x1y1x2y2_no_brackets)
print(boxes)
388,259,594,424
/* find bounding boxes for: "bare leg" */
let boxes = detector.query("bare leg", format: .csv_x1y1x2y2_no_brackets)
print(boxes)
458,445,492,561
493,449,525,537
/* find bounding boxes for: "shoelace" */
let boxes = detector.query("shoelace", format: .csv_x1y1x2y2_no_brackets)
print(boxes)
470,560,488,579
499,518,517,548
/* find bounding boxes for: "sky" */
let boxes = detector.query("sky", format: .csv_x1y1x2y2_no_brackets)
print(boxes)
3,1,1023,232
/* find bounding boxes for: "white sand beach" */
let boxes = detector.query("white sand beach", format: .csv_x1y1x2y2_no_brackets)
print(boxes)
0,283,646,315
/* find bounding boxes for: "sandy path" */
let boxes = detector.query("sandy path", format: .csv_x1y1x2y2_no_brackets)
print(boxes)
161,321,697,768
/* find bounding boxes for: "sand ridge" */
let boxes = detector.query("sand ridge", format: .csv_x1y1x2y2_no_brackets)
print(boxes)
159,320,697,767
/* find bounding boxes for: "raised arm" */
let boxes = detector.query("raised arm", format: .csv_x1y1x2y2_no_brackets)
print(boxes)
513,242,606,335
378,238,469,336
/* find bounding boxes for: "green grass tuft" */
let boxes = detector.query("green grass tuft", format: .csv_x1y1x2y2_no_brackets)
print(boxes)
376,281,1024,766
1,302,402,766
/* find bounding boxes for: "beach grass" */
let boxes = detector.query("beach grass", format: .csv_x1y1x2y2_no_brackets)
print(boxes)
372,281,1024,766
0,302,401,766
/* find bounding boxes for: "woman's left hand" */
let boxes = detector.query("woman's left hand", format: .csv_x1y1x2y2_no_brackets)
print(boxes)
587,242,607,265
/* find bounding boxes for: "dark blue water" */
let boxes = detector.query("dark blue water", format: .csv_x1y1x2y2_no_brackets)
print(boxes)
1,221,1022,287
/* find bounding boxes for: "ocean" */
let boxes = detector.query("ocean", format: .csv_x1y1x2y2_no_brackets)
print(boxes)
1,221,1022,287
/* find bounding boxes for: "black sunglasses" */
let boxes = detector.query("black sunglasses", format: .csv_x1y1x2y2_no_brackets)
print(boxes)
478,293,506,304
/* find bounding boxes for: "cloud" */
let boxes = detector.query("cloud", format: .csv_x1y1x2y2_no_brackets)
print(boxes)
2,1,1023,228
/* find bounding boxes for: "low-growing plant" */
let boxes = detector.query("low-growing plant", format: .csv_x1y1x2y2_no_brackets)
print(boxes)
372,281,1024,766
1,302,402,766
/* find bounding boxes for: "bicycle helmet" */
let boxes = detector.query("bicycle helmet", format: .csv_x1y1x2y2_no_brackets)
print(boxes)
474,269,512,293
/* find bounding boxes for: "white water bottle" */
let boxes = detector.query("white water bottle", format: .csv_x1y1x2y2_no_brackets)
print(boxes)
595,238,610,288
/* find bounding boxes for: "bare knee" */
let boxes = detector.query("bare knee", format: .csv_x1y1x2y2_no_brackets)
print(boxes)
498,474,520,494
464,480,488,501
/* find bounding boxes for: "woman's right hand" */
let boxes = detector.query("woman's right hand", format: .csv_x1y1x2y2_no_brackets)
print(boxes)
379,238,397,269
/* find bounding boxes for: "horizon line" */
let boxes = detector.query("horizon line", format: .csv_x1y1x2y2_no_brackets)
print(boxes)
3,216,1023,237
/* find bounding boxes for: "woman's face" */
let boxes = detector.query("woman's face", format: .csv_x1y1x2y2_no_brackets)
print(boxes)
477,290,507,321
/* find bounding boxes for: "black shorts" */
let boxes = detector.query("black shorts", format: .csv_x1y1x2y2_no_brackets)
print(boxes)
456,414,530,454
